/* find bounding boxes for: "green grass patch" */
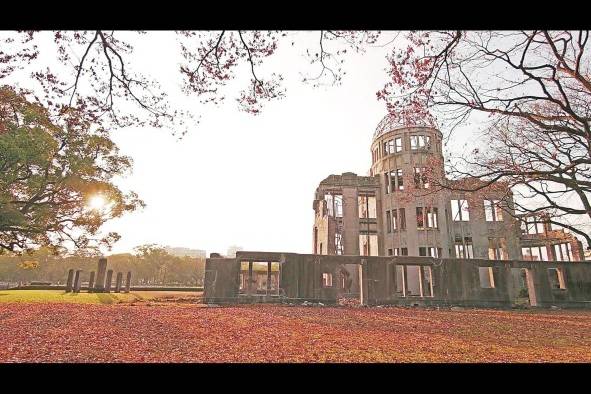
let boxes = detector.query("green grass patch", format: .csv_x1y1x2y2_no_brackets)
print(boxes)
0,290,143,305
0,290,202,305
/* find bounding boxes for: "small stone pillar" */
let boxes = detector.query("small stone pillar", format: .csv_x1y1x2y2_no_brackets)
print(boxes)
73,270,82,293
105,270,113,293
65,269,74,293
95,258,107,292
88,271,95,292
125,272,132,293
115,272,123,293
267,262,272,292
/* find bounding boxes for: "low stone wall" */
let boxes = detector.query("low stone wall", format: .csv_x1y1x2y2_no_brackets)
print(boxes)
204,251,591,308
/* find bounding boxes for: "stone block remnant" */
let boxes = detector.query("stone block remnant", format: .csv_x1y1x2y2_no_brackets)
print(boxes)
105,269,113,293
88,271,95,292
204,251,591,308
115,272,123,293
73,270,82,293
65,269,74,293
94,258,107,292
125,272,131,293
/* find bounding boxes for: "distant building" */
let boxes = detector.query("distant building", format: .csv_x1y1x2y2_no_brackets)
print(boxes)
164,246,206,258
226,246,244,258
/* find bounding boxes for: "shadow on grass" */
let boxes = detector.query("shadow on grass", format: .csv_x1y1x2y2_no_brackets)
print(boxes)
96,293,120,304
63,291,120,304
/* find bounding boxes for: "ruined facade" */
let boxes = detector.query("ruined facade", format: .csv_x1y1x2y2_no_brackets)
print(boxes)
312,115,583,264
204,115,589,308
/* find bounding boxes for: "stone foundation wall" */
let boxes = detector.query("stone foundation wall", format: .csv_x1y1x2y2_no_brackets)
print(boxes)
204,251,591,308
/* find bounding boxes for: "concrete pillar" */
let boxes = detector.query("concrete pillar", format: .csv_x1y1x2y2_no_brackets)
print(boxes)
267,262,272,293
73,270,82,293
65,269,74,293
95,258,107,292
105,270,113,293
125,272,132,293
88,271,95,292
115,272,123,293
248,261,253,296
358,262,366,306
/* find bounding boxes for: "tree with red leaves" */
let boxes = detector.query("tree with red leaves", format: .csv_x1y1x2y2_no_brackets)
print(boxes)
0,30,382,135
379,31,591,248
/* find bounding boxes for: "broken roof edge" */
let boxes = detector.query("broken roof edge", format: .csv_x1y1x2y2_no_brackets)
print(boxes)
317,172,380,188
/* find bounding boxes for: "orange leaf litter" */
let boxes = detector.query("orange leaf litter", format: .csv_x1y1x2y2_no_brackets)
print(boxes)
1,303,590,363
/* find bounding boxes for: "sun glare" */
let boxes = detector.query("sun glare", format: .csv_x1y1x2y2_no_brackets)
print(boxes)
88,195,107,210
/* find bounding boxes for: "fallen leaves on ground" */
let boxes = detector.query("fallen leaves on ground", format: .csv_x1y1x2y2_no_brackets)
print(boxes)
1,303,590,363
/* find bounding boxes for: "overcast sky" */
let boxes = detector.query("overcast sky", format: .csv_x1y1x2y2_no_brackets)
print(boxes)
96,31,411,255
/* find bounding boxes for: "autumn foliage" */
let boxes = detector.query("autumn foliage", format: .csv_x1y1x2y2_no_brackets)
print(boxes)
1,303,591,363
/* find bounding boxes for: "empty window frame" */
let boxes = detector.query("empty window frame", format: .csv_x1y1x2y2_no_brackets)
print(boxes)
488,238,508,260
395,137,402,152
335,233,344,255
406,265,421,295
484,200,503,222
416,207,424,229
395,169,404,191
426,207,438,228
401,265,433,297
478,267,495,288
391,208,398,231
451,199,470,221
358,195,377,219
269,262,280,292
548,268,566,289
453,236,473,259
386,210,392,233
239,261,250,294
399,208,406,230
554,243,574,261
392,247,409,256
240,261,281,295
521,246,549,261
322,272,333,287
384,172,391,194
252,262,270,293
359,233,378,256
422,266,434,297
416,207,438,229
521,216,546,235
324,194,343,218
384,139,396,155
413,167,430,189
419,246,441,257
410,135,431,150
388,248,393,256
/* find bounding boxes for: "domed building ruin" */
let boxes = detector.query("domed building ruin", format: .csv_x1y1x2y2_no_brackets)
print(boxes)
312,114,582,262
205,115,589,308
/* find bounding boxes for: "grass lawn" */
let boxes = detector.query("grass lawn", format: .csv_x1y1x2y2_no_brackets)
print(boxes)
0,290,201,305
1,301,591,362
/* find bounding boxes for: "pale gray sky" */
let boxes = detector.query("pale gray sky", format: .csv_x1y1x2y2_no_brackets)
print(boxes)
100,32,399,255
